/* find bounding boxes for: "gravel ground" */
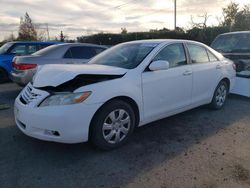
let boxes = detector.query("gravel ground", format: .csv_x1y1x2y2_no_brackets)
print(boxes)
0,83,250,188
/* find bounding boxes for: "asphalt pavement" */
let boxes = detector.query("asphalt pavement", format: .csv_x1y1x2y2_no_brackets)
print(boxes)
1,83,250,188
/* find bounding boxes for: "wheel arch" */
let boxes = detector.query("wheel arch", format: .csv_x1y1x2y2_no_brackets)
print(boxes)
221,77,230,91
89,96,140,138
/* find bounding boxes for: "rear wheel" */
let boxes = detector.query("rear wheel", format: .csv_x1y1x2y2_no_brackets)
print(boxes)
0,68,8,84
90,100,136,150
210,80,228,110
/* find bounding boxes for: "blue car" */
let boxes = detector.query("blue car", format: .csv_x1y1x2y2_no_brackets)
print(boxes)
0,41,60,83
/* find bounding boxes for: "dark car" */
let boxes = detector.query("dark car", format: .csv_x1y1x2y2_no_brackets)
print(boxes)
211,31,250,78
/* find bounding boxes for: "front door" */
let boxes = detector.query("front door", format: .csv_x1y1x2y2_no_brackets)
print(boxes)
142,43,193,121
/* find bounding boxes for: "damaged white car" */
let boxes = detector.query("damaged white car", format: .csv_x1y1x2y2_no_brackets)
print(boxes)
14,40,236,150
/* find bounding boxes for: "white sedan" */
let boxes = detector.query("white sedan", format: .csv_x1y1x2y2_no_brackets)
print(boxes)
14,40,236,150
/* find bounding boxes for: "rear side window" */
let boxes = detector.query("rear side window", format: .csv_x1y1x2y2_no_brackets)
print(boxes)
94,47,106,54
64,46,97,59
187,44,209,63
27,45,37,54
37,44,51,50
10,44,26,55
153,43,187,68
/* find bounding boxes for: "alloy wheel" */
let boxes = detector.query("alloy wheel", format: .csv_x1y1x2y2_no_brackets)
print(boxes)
102,109,131,144
215,84,227,107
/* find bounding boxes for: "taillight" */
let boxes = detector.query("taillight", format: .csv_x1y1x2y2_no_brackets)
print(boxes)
12,61,37,70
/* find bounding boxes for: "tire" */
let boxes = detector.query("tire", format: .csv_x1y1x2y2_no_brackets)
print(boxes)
0,68,8,84
90,99,136,150
236,61,245,72
210,80,229,110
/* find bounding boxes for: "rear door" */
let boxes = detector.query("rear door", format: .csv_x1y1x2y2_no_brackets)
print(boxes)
186,43,222,104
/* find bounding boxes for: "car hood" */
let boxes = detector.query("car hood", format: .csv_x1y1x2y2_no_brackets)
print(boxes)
33,64,128,88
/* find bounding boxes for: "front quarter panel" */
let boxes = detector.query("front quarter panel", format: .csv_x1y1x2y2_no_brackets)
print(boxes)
74,71,144,122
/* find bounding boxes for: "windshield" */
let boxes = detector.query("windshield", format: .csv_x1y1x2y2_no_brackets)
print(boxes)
89,42,158,69
0,43,13,55
211,33,250,53
32,44,59,56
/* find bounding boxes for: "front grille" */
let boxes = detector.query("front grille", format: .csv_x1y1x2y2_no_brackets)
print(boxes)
20,85,40,105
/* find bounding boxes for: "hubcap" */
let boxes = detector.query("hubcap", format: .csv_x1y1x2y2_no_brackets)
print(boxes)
215,84,227,107
102,109,131,144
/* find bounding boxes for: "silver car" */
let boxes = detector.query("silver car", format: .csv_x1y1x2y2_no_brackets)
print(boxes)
10,43,107,86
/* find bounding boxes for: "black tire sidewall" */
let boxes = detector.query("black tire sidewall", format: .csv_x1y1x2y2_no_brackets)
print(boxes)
0,68,8,84
90,100,136,150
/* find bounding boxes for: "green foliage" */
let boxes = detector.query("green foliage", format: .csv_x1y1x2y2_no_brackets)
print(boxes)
222,2,239,27
18,12,37,41
233,5,250,31
77,27,228,46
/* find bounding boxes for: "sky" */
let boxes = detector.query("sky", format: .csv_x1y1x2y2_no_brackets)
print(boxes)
0,0,249,41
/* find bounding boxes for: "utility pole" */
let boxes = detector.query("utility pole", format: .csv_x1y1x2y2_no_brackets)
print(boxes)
174,0,177,30
46,23,50,41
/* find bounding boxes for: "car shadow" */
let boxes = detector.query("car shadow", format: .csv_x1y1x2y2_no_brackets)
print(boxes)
1,84,250,187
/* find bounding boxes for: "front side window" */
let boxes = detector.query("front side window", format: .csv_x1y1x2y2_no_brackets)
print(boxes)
153,43,187,68
89,43,157,69
187,44,209,63
10,44,27,55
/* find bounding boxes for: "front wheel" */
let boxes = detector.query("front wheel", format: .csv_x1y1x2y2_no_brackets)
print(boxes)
90,100,136,150
210,80,229,110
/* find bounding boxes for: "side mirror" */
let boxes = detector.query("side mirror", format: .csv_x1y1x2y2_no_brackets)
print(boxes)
149,60,170,71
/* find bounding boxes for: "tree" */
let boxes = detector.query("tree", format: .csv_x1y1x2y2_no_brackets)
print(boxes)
233,4,250,31
18,12,37,41
222,2,239,28
121,28,128,34
59,31,68,42
60,31,65,42
190,13,211,29
4,33,16,41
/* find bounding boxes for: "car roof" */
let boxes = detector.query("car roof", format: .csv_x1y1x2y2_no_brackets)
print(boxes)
218,31,250,36
8,41,62,45
54,43,108,48
124,39,206,46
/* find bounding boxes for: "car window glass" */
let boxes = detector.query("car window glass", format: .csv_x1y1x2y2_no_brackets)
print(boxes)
187,44,209,63
38,44,50,50
207,50,218,62
153,43,187,68
27,45,37,54
94,47,106,55
0,43,13,54
64,49,72,58
10,45,26,55
90,42,157,69
70,46,96,59
211,33,250,53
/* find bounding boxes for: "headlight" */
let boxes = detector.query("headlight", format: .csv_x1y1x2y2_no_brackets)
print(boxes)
39,91,91,107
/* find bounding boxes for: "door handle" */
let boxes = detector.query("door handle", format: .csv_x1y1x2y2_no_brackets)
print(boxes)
183,70,192,76
216,64,222,69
